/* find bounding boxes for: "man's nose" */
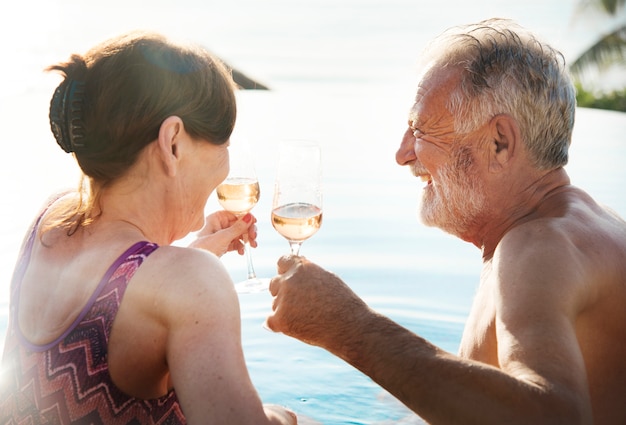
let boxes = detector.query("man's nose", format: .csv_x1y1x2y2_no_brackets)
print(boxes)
396,127,416,166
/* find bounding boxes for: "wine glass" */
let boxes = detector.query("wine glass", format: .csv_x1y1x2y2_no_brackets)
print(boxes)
216,139,268,293
271,140,323,256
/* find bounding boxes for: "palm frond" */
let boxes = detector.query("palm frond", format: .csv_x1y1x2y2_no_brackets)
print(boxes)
569,25,626,80
572,0,625,20
600,0,625,14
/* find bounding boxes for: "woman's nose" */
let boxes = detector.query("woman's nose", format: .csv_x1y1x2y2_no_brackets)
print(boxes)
396,127,416,166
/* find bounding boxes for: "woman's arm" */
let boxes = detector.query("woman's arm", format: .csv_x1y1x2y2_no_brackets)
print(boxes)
130,246,296,424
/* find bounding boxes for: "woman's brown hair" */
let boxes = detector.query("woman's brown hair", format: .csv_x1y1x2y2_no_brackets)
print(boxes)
44,31,237,235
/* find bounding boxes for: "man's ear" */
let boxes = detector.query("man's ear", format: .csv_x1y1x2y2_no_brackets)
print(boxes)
157,116,184,177
488,114,520,173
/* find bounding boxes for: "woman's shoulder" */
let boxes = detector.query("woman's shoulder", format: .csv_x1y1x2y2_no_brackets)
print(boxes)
133,245,236,307
124,245,240,337
147,245,228,276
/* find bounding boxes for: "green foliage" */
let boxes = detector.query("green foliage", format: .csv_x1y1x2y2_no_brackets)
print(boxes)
597,0,625,14
569,27,626,79
570,0,626,112
575,82,626,112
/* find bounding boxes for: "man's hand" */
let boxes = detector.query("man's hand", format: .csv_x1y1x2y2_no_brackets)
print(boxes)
265,255,368,347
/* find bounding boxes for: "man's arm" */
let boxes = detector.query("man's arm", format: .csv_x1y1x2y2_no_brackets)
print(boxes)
266,244,593,424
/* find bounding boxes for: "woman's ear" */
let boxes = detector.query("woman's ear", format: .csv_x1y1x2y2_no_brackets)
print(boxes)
488,114,521,173
157,116,184,177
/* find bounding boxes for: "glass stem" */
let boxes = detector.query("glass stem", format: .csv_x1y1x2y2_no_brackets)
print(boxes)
243,240,257,280
289,241,302,256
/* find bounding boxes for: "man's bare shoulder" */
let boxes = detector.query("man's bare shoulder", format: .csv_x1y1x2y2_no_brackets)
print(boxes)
501,187,626,261
491,188,626,314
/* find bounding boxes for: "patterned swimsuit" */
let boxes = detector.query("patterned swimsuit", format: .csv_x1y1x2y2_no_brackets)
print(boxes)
0,220,186,424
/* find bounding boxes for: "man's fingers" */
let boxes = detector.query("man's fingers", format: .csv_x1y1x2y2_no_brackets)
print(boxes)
268,276,280,296
276,254,303,274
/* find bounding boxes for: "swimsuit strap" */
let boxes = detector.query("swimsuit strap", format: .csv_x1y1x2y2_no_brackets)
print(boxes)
8,195,160,352
15,241,159,352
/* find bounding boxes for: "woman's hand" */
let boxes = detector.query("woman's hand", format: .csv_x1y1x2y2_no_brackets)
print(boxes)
189,211,257,257
263,404,299,424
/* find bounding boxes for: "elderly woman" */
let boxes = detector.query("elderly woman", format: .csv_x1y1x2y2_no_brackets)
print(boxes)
0,31,296,424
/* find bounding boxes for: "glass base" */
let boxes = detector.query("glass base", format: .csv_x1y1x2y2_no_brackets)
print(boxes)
235,277,270,294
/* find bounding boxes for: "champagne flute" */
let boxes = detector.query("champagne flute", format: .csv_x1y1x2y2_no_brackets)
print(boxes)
271,140,323,256
217,140,268,293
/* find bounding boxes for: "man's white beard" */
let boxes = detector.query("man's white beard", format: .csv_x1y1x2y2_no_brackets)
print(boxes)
419,145,487,238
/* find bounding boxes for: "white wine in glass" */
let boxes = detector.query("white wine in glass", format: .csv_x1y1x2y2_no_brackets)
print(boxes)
216,140,268,293
271,140,322,256
217,177,260,215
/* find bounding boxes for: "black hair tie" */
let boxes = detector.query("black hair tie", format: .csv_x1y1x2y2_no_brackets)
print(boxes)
49,79,86,153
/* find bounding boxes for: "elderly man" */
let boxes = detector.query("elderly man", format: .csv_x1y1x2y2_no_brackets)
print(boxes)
266,18,626,424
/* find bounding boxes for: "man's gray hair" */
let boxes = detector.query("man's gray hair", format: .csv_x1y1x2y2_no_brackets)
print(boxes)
421,18,576,170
